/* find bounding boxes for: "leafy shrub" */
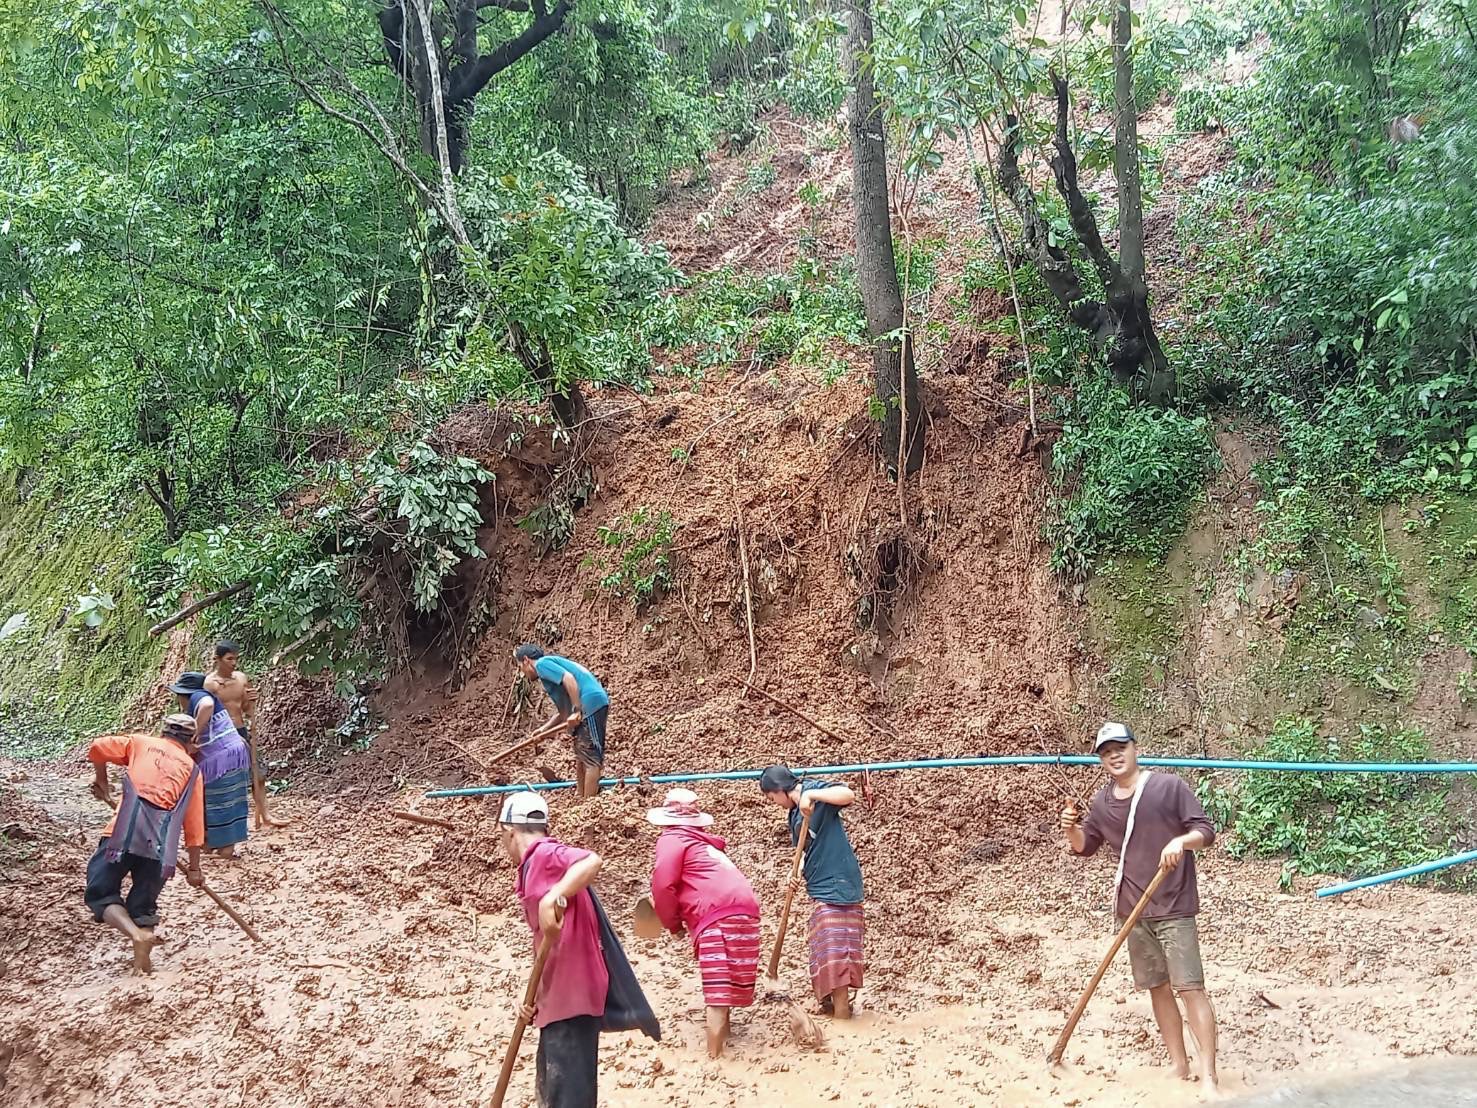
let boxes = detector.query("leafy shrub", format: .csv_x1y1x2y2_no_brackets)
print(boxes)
361,443,491,613
1197,718,1454,887
1048,379,1216,577
588,507,678,608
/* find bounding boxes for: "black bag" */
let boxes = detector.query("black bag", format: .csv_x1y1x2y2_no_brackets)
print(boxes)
589,890,661,1041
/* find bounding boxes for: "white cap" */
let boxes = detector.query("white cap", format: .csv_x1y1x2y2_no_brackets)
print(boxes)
1094,721,1136,752
498,790,550,826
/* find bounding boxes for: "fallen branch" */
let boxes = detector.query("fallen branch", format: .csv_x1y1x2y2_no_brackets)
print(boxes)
391,810,458,830
733,479,759,691
148,581,252,637
741,681,849,744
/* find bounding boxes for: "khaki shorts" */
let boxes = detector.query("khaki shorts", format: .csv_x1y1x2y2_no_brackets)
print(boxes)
1121,916,1205,991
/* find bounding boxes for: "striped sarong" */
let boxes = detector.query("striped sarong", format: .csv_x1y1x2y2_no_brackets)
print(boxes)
806,902,864,1001
194,694,251,850
694,914,761,1008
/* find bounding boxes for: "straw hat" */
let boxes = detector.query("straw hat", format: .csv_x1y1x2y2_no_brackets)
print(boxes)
646,788,714,827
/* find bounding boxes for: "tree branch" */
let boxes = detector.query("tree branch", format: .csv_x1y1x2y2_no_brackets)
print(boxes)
996,114,1100,331
1047,71,1120,288
408,0,470,240
20,286,43,381
476,0,530,10
148,581,254,637
260,0,468,245
448,0,571,105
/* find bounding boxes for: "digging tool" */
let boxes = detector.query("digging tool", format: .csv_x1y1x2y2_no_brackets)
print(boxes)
632,894,663,940
199,882,263,943
489,907,564,1108
762,808,823,1048
1047,863,1170,1068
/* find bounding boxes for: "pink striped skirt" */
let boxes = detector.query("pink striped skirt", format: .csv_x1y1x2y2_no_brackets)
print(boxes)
806,902,865,1000
694,914,761,1008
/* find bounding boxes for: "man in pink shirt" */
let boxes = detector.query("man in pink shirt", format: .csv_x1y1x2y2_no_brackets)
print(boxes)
647,788,761,1058
501,791,606,1107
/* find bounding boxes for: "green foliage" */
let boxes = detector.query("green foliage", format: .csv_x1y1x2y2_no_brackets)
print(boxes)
1198,719,1455,887
1048,379,1216,577
588,507,678,608
457,152,677,399
663,258,865,374
361,443,491,612
1176,2,1477,501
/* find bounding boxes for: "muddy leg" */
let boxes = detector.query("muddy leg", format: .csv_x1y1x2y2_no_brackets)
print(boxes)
579,762,600,799
830,986,852,1020
1179,989,1220,1098
102,905,158,975
705,1006,729,1058
1149,983,1191,1078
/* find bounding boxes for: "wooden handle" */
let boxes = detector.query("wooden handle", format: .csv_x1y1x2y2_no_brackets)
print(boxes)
1047,864,1171,1065
766,808,814,979
391,810,457,830
485,727,558,769
490,912,563,1108
200,883,263,944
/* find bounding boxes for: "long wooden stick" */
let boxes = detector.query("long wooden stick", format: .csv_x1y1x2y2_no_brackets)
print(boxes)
767,808,814,979
733,480,759,691
742,681,849,745
1047,864,1170,1066
391,810,457,830
490,917,562,1108
199,882,263,944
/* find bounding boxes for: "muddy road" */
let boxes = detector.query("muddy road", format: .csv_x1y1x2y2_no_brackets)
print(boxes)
4,763,1475,1107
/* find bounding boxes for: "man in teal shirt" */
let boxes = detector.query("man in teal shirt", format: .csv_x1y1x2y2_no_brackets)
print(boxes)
514,644,610,797
760,764,865,1019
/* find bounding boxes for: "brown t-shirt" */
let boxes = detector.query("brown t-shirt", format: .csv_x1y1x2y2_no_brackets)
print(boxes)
1078,772,1215,920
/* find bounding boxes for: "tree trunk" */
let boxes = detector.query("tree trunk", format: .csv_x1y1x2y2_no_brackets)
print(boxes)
842,0,923,476
1111,0,1173,403
510,322,587,428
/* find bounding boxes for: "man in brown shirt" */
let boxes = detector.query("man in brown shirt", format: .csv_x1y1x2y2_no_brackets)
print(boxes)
1062,722,1221,1097
205,641,287,830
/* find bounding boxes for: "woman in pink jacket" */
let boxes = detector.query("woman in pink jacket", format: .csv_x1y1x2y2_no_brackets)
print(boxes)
647,788,761,1058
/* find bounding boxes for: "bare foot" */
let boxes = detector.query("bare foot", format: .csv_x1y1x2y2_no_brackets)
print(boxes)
1200,1073,1223,1100
130,934,159,975
1172,1062,1193,1080
214,846,238,860
257,815,291,830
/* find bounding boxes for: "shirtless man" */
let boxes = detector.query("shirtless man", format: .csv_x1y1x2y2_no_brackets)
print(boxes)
206,640,287,829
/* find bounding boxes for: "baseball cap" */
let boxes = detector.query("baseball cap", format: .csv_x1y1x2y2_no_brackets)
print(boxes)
160,713,197,741
498,790,550,827
1093,721,1136,752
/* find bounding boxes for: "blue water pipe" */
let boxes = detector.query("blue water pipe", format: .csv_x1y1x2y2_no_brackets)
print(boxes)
422,753,1477,799
1315,848,1477,898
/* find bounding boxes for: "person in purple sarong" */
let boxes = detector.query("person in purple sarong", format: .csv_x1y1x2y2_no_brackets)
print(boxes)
170,671,252,857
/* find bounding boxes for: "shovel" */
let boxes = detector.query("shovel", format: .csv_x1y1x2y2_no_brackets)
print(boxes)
632,894,663,940
490,906,564,1108
1047,863,1171,1068
763,809,824,1048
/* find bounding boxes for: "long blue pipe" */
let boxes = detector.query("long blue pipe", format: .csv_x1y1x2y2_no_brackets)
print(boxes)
422,753,1477,799
1315,848,1477,898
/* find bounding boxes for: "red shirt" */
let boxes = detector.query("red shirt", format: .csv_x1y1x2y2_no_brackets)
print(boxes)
650,826,760,937
516,838,608,1028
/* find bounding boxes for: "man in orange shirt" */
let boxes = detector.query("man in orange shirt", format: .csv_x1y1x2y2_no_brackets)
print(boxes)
86,713,206,974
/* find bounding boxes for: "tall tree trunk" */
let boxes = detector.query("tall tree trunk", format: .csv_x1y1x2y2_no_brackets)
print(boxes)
842,0,923,476
1110,2,1173,403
